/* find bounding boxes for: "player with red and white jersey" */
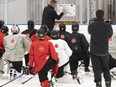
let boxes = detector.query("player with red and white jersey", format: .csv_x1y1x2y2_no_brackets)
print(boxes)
49,30,72,78
28,29,59,87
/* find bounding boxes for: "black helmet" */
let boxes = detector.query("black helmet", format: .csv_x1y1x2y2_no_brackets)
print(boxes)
36,29,45,39
27,20,34,28
50,30,59,39
40,25,49,34
1,26,9,34
0,20,4,28
59,24,66,31
72,22,79,31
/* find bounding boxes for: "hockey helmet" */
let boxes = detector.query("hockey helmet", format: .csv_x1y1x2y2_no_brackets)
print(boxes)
36,29,45,39
11,25,20,34
0,20,4,28
40,25,49,34
72,22,79,31
1,26,9,34
27,20,34,28
50,30,59,39
59,23,66,31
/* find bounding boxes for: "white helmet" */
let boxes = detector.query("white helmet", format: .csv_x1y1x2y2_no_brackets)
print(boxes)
11,25,20,34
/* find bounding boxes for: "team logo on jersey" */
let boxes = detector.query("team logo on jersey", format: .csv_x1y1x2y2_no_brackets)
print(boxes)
71,38,76,43
60,34,65,39
11,39,15,43
55,44,58,48
109,38,112,41
26,34,30,37
39,46,44,52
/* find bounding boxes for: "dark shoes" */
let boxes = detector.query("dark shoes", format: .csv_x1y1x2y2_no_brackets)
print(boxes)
96,82,102,87
105,81,111,87
96,81,111,87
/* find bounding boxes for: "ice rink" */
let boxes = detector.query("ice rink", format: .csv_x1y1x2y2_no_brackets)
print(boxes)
0,25,116,87
0,66,116,87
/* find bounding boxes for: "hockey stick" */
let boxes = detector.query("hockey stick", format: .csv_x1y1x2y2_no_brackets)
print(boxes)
64,71,82,84
21,74,36,84
3,58,9,65
111,72,116,80
0,73,24,87
111,75,116,80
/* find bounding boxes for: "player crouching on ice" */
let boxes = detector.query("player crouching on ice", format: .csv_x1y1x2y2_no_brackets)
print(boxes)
28,29,59,87
3,25,31,79
49,30,72,79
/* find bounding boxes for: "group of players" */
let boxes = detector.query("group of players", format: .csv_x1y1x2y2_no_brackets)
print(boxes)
0,17,116,87
0,20,91,87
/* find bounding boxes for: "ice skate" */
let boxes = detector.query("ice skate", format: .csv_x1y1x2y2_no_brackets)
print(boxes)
72,73,83,84
9,68,19,80
96,82,102,87
105,81,111,87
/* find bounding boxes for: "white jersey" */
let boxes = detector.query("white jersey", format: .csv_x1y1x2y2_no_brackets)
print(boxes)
109,32,116,59
3,34,31,61
49,39,72,67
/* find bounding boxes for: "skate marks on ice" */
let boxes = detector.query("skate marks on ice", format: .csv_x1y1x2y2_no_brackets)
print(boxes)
1,67,116,87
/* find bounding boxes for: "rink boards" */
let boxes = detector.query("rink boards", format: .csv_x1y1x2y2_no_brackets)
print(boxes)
5,24,116,42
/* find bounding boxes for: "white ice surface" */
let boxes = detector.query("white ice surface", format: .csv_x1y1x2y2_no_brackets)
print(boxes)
0,65,116,87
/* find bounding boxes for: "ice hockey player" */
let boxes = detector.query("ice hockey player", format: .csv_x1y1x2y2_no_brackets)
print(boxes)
0,25,9,76
3,25,31,78
67,22,89,79
59,23,70,42
28,29,59,87
0,20,4,32
21,20,37,66
22,20,37,38
49,30,72,78
30,25,51,42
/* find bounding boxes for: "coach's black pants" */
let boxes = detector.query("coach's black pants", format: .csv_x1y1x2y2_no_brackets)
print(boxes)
91,54,111,83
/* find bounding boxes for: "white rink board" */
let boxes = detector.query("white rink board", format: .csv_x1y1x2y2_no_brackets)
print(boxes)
57,4,76,16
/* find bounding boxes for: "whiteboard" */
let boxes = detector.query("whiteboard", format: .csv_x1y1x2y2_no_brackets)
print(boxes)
56,4,76,16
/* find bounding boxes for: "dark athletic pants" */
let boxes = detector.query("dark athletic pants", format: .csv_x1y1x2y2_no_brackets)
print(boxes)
91,54,111,83
38,58,57,82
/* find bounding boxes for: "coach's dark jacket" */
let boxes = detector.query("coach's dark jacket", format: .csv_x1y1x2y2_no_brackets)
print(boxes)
42,5,64,31
88,19,113,55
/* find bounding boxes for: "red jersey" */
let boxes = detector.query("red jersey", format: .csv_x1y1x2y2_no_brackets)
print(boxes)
0,32,5,50
28,39,59,73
